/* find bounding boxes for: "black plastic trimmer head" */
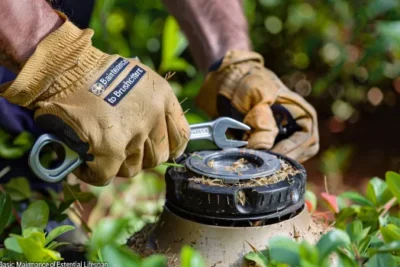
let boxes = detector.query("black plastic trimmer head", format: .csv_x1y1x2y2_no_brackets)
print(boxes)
130,149,321,266
165,148,306,226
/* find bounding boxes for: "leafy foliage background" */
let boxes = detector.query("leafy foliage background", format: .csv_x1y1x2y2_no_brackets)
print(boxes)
90,0,400,125
1,0,400,265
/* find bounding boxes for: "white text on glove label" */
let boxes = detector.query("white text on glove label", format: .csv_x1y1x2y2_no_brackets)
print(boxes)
104,66,146,106
90,57,129,96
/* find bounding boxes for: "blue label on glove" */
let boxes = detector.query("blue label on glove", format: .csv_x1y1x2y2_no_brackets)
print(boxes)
104,66,146,106
90,57,129,96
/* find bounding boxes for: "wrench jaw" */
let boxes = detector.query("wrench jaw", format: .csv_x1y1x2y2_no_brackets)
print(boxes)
212,117,251,149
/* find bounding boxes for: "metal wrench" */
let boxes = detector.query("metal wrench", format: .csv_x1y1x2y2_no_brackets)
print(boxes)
189,117,250,148
29,117,250,183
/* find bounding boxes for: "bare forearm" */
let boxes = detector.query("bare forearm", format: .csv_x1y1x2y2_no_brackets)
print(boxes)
0,0,62,72
163,0,251,72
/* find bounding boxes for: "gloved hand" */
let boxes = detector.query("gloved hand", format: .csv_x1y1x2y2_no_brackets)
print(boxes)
196,50,319,163
0,14,190,186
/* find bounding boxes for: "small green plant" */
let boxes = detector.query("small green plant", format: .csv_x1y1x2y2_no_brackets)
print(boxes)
1,200,74,262
245,171,400,267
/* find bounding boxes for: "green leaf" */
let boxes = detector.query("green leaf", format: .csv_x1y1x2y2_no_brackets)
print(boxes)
180,245,205,267
21,200,49,231
366,253,396,267
245,250,269,267
305,190,317,213
101,244,141,267
366,177,392,206
372,241,400,254
0,193,12,235
268,236,300,266
337,250,358,267
45,225,75,246
339,191,375,207
359,235,372,255
335,207,357,227
316,229,351,261
17,236,62,262
386,171,400,203
89,218,129,251
346,220,368,244
159,16,192,73
0,130,34,159
63,182,95,203
380,224,400,243
4,177,32,201
47,241,70,250
4,237,22,253
387,216,400,228
377,21,400,46
299,241,319,265
23,227,45,246
141,255,167,267
161,16,187,61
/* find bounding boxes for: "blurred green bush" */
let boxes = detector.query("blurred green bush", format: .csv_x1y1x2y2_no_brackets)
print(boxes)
90,0,400,124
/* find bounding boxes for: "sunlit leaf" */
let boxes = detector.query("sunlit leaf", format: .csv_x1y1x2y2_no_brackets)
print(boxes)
386,171,400,203
4,237,22,254
45,225,75,246
340,191,374,207
4,177,32,201
101,244,141,267
89,218,130,252
366,253,396,267
245,251,269,267
21,201,49,231
321,192,339,213
366,177,392,206
0,130,34,159
180,245,205,267
380,224,400,243
17,237,62,262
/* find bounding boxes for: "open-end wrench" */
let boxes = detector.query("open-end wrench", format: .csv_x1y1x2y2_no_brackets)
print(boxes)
190,117,250,148
29,117,250,183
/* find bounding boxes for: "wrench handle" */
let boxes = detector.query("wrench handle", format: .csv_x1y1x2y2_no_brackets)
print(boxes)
189,123,214,141
29,134,83,183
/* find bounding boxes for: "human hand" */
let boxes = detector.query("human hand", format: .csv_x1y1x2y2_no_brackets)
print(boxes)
196,50,319,163
0,15,189,186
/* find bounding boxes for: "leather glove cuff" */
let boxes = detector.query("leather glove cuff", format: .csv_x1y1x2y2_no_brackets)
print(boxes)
217,50,264,71
0,12,105,107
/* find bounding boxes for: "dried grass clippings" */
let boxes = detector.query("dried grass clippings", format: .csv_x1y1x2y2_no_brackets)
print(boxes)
188,159,300,188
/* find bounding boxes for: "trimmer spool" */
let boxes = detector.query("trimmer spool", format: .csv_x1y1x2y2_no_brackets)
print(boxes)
129,149,319,266
165,148,306,226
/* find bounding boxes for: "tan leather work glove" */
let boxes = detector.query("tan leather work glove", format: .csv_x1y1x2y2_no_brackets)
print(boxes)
196,50,319,163
0,15,189,186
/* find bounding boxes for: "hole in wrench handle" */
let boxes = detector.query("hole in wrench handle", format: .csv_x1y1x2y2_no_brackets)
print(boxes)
29,134,83,183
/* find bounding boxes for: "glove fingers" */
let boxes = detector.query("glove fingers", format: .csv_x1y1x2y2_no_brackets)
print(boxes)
244,103,279,149
271,102,319,162
143,115,170,169
74,156,122,186
271,131,319,162
166,96,190,159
